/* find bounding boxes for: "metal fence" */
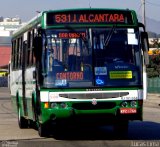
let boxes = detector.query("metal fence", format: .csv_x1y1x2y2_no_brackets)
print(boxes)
147,77,160,93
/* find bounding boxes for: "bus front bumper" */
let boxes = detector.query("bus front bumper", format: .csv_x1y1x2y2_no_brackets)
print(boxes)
40,101,143,125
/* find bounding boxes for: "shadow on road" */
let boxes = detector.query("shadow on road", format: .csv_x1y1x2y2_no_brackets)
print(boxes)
48,121,160,140
129,121,160,140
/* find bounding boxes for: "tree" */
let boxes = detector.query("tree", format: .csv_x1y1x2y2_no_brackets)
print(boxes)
147,54,160,78
147,37,160,77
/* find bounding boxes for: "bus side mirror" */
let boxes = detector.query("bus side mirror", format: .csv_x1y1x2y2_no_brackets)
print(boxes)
141,32,149,65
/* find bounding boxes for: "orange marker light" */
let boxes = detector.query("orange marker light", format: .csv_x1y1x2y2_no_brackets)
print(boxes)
44,102,49,108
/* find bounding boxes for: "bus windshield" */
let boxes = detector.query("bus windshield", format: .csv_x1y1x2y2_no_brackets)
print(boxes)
41,27,142,88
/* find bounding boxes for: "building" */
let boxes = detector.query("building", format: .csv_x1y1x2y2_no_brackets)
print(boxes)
0,16,24,69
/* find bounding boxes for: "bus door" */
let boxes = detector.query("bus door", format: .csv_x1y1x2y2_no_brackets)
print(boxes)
22,41,28,116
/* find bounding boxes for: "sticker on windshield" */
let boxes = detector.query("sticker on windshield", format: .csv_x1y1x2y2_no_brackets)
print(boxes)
109,71,132,79
95,67,107,75
55,79,67,86
127,33,138,45
127,29,138,45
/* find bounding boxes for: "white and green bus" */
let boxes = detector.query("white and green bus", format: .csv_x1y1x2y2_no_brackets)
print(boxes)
10,8,149,137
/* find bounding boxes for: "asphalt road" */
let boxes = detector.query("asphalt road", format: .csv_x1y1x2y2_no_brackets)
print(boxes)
0,87,160,147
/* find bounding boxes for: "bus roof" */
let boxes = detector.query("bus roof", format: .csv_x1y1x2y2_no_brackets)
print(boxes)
44,8,136,12
12,8,138,38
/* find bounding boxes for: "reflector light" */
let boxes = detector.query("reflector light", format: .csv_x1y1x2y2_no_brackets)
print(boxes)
138,100,143,106
44,102,49,108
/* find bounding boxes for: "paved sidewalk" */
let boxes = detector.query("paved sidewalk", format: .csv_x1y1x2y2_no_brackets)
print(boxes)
144,93,160,108
0,87,10,98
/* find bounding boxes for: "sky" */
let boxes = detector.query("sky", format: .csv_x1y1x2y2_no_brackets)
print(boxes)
0,0,160,22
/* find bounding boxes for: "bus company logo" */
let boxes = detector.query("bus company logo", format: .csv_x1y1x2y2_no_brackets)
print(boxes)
86,88,102,91
115,65,129,69
92,98,97,105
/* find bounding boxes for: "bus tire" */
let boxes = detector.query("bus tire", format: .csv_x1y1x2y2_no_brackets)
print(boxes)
38,123,48,137
18,106,28,129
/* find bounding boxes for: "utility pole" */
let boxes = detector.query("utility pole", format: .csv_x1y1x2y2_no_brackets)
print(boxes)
89,0,91,8
141,0,146,26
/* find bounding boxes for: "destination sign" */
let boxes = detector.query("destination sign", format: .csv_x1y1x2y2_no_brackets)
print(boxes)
47,10,133,25
56,72,84,80
58,32,86,38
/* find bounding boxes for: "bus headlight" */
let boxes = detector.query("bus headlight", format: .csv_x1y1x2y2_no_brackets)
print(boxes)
130,101,137,107
121,101,128,107
50,102,57,108
60,103,67,108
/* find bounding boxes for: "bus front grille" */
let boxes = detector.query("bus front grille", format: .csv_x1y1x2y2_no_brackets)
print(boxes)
72,102,116,110
59,92,129,99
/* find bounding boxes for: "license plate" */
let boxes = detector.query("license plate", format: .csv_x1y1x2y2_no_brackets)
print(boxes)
120,108,137,114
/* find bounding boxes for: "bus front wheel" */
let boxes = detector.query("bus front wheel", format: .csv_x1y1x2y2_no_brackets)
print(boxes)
38,123,49,137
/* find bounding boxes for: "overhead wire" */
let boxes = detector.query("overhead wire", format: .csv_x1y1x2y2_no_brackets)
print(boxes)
137,3,142,13
146,0,160,7
135,2,143,21
136,0,160,20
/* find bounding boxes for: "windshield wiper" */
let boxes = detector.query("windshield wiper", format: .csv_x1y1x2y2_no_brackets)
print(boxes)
104,25,117,47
